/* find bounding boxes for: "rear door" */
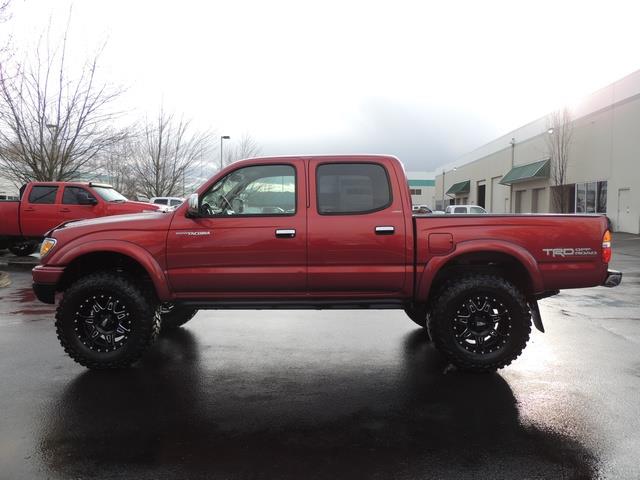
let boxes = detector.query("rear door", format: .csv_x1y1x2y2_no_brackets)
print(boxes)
307,159,408,295
166,161,307,296
20,185,63,237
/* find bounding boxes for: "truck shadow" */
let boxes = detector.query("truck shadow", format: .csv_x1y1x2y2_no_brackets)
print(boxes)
39,328,597,479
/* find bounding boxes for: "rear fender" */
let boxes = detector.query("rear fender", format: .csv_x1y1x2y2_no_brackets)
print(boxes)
416,239,544,303
50,240,171,301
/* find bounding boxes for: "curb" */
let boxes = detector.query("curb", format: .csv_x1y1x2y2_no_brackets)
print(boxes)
0,271,10,288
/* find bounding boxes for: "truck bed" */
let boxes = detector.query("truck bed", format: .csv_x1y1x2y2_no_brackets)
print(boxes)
414,213,609,294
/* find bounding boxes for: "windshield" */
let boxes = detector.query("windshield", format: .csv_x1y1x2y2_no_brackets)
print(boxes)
93,186,127,202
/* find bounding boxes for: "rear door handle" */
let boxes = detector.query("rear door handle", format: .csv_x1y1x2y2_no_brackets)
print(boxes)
59,208,70,212
275,229,296,238
375,226,395,235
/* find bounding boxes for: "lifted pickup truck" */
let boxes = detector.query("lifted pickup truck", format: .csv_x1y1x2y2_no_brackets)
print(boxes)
32,155,621,372
0,182,163,255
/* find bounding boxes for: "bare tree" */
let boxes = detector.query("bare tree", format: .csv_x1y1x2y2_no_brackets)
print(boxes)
99,132,139,198
546,108,573,213
133,107,214,198
0,20,125,186
224,133,262,166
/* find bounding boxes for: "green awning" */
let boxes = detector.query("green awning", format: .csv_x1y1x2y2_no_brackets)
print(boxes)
446,180,470,195
408,179,435,187
499,159,550,185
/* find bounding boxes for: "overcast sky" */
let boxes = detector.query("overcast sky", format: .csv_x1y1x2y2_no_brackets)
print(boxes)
4,0,640,171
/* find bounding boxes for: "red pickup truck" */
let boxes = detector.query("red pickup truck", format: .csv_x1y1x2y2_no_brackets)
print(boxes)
0,182,162,255
32,155,621,372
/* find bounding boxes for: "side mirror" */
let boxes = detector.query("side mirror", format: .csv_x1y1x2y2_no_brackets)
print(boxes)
79,194,98,206
186,193,199,217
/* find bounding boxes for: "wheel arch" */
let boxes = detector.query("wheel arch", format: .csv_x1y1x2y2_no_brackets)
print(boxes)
55,242,171,301
416,240,544,304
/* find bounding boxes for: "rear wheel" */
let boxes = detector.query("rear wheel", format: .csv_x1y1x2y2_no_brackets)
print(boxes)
159,303,198,332
55,272,160,369
428,274,531,372
9,240,38,256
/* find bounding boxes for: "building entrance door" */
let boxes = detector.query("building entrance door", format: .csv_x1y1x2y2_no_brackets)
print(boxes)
617,188,634,233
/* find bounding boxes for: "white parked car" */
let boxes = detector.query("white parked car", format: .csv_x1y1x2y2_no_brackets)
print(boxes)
150,196,184,208
445,205,487,214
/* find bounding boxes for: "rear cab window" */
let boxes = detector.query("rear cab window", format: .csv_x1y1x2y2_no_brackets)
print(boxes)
316,163,391,214
28,186,59,204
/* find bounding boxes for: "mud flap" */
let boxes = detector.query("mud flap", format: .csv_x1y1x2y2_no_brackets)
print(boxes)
528,299,545,333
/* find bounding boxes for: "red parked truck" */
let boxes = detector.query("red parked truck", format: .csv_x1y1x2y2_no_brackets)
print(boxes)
0,182,163,255
32,155,621,371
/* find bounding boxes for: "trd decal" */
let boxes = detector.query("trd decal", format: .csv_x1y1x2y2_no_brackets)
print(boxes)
542,247,597,258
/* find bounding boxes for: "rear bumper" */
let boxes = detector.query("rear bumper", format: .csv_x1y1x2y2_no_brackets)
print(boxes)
32,282,56,304
602,269,622,288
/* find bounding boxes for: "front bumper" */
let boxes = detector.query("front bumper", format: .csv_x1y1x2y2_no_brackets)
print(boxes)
603,269,622,288
32,265,65,304
33,282,56,304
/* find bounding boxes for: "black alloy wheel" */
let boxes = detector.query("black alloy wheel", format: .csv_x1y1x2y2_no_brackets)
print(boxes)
428,274,531,372
452,295,511,355
56,272,160,369
74,294,133,353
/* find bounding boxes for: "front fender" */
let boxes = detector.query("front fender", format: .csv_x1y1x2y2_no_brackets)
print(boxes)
47,239,172,301
415,239,544,303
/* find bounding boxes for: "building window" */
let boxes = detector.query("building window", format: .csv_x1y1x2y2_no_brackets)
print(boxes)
597,181,607,213
409,188,422,195
575,180,607,214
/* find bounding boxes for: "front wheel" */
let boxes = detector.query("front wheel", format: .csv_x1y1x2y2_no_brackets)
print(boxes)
428,274,531,373
9,240,38,256
55,272,161,369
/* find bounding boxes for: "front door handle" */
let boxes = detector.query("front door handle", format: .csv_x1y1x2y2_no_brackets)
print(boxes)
375,226,395,235
59,208,70,212
275,229,296,238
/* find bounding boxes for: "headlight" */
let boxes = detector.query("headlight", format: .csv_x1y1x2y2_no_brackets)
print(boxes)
40,238,57,258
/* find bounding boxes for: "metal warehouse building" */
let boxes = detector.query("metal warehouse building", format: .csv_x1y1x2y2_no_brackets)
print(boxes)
434,69,640,233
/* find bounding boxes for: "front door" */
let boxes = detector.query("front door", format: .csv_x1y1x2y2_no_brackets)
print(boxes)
166,162,307,297
307,159,407,295
60,186,100,222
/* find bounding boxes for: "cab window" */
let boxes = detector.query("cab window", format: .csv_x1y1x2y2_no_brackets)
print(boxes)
316,163,391,214
200,164,296,216
28,186,58,204
63,187,97,205
453,207,467,214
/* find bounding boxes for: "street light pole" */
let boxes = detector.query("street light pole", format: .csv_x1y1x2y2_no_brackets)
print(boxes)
442,168,445,210
220,135,230,170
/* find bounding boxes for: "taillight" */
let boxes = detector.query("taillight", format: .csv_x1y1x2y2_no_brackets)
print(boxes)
602,230,612,263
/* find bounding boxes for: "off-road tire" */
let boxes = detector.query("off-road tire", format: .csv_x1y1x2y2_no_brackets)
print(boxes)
428,274,531,373
9,240,38,256
160,304,198,332
55,272,160,369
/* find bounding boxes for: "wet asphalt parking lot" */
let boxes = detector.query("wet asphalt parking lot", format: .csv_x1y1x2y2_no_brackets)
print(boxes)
1,235,639,479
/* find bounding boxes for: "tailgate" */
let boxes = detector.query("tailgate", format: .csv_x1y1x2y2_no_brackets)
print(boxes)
0,201,20,236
